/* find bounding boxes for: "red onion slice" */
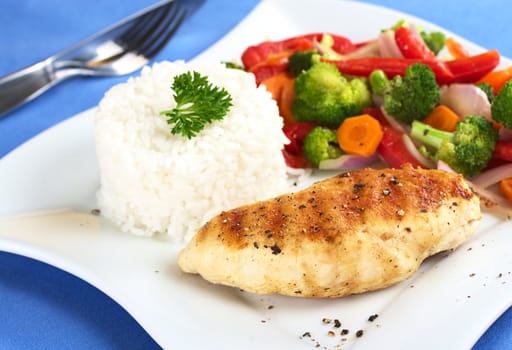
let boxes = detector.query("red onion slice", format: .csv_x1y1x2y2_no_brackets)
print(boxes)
470,163,512,188
319,153,379,170
436,160,457,173
465,180,512,220
402,134,436,168
344,40,381,59
380,105,409,133
377,30,403,58
440,84,491,121
315,39,381,60
434,160,511,218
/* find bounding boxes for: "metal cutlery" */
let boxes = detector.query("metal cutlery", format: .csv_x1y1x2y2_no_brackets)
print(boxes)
0,0,203,117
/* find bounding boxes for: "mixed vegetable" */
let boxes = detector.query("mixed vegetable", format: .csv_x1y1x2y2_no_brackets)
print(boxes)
231,20,512,213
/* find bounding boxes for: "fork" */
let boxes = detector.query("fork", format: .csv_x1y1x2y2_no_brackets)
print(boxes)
0,0,203,117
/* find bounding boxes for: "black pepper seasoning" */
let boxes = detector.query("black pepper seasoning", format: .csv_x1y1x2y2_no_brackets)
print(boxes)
368,314,379,322
353,183,366,193
270,244,281,255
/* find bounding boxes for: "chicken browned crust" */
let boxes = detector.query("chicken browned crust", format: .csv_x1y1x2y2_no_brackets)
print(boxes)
178,165,481,298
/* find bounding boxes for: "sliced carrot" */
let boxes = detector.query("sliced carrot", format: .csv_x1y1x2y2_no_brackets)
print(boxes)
337,114,383,157
499,177,512,203
278,75,297,127
261,71,286,100
477,66,512,95
261,71,296,127
422,105,462,132
445,37,470,59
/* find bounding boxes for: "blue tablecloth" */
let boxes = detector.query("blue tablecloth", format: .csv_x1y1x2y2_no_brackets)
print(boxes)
0,0,510,349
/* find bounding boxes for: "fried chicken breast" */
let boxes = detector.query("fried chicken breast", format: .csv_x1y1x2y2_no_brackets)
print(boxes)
178,165,481,298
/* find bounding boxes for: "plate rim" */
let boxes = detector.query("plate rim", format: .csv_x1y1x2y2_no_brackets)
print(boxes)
1,0,511,349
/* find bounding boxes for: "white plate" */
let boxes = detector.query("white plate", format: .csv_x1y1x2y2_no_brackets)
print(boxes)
1,0,511,349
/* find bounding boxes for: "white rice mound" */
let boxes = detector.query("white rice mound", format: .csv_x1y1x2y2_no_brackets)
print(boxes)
95,60,291,242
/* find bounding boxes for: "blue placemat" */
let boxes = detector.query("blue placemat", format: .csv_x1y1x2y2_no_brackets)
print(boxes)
0,1,510,349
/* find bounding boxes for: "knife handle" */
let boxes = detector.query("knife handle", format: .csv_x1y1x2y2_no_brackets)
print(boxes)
0,60,57,117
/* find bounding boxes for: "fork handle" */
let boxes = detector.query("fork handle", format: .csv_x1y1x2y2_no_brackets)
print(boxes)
0,60,57,117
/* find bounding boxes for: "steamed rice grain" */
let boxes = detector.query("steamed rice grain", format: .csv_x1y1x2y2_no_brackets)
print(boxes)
95,61,291,242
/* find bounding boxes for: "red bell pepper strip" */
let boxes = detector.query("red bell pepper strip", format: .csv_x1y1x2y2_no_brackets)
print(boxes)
242,33,359,85
245,34,358,85
329,57,455,85
443,49,500,83
282,122,317,168
297,33,358,54
329,34,358,55
394,26,436,60
241,36,315,69
327,49,500,85
492,141,512,162
241,33,357,70
283,122,317,154
362,107,388,125
378,125,425,168
359,107,425,168
282,150,310,169
249,61,289,85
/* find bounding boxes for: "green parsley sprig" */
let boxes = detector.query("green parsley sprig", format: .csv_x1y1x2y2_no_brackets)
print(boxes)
160,71,233,139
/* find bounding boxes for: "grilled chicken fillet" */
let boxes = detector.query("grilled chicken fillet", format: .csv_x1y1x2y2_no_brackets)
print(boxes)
178,165,481,298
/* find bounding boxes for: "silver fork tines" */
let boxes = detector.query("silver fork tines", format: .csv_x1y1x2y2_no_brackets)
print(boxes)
117,2,187,60
0,0,202,117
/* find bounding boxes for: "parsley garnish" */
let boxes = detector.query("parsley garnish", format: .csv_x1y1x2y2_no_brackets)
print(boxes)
160,71,233,139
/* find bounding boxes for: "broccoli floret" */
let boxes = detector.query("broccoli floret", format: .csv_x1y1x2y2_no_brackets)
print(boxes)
420,30,446,56
491,80,512,128
302,126,343,167
292,62,372,127
383,63,440,124
411,115,498,177
288,50,319,77
477,82,495,103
